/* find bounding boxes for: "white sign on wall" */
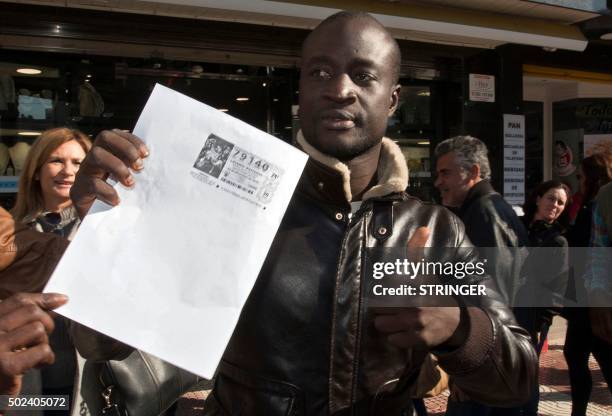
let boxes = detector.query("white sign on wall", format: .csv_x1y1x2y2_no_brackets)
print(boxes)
469,73,495,103
503,114,525,205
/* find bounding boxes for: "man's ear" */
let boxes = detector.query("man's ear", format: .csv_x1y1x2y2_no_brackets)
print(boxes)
469,164,481,181
388,84,401,116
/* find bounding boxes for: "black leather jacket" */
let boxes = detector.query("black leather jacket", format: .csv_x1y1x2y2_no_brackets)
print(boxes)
515,219,569,333
456,180,529,305
203,160,537,415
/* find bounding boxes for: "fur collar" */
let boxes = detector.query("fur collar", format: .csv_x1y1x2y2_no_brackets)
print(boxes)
296,131,409,202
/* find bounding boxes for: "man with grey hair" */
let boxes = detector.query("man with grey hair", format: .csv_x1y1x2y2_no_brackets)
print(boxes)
434,135,527,303
434,135,492,207
435,135,529,416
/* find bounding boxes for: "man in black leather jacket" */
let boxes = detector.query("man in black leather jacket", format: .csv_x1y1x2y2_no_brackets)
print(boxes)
69,12,537,415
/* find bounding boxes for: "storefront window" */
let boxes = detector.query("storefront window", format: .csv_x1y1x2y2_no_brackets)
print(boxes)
0,50,296,209
387,85,434,201
524,101,544,197
553,98,612,194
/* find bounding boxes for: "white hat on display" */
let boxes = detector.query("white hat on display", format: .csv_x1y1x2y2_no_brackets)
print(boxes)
9,141,31,175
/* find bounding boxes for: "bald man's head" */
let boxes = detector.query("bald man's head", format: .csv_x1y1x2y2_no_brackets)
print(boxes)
302,11,401,83
298,10,402,160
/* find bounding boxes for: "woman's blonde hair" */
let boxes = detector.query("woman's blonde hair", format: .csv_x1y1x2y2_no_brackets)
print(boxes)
11,127,92,222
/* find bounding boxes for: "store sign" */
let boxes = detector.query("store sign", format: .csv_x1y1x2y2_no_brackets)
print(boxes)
576,104,612,119
469,74,495,103
503,114,525,205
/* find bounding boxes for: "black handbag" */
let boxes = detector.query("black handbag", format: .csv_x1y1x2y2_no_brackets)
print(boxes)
93,349,201,416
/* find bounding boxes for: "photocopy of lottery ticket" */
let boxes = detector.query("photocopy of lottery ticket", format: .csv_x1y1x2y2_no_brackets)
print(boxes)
45,84,308,378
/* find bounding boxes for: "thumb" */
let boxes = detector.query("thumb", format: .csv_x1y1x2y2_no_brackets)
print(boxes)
406,226,430,262
41,293,69,310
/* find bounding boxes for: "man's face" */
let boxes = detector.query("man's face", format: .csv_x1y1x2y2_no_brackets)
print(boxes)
434,152,473,207
298,18,399,161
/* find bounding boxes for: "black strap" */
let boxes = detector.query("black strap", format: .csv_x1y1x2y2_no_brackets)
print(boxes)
372,201,394,242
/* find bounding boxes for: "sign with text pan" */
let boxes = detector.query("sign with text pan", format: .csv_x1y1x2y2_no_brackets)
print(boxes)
503,114,525,205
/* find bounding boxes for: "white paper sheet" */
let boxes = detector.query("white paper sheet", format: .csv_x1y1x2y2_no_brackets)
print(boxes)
45,84,308,378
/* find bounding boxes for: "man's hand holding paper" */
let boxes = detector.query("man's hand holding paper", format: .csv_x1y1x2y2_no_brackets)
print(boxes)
71,129,149,218
46,85,308,379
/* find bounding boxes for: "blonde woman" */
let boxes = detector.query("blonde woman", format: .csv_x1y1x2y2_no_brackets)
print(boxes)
12,127,91,239
10,127,90,413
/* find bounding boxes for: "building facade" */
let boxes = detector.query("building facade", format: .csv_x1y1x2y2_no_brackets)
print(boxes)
0,0,610,208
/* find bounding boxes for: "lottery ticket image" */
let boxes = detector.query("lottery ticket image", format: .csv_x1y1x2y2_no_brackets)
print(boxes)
191,134,284,206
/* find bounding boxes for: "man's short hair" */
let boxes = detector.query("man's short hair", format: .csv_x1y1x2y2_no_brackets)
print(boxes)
302,10,401,84
435,135,492,180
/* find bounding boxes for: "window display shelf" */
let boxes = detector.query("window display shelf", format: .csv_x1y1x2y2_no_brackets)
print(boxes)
0,176,19,193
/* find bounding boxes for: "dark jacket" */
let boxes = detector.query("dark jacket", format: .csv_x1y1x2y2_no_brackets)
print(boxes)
457,180,529,305
524,220,567,249
562,201,595,324
567,201,594,248
71,139,537,415
516,220,569,334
